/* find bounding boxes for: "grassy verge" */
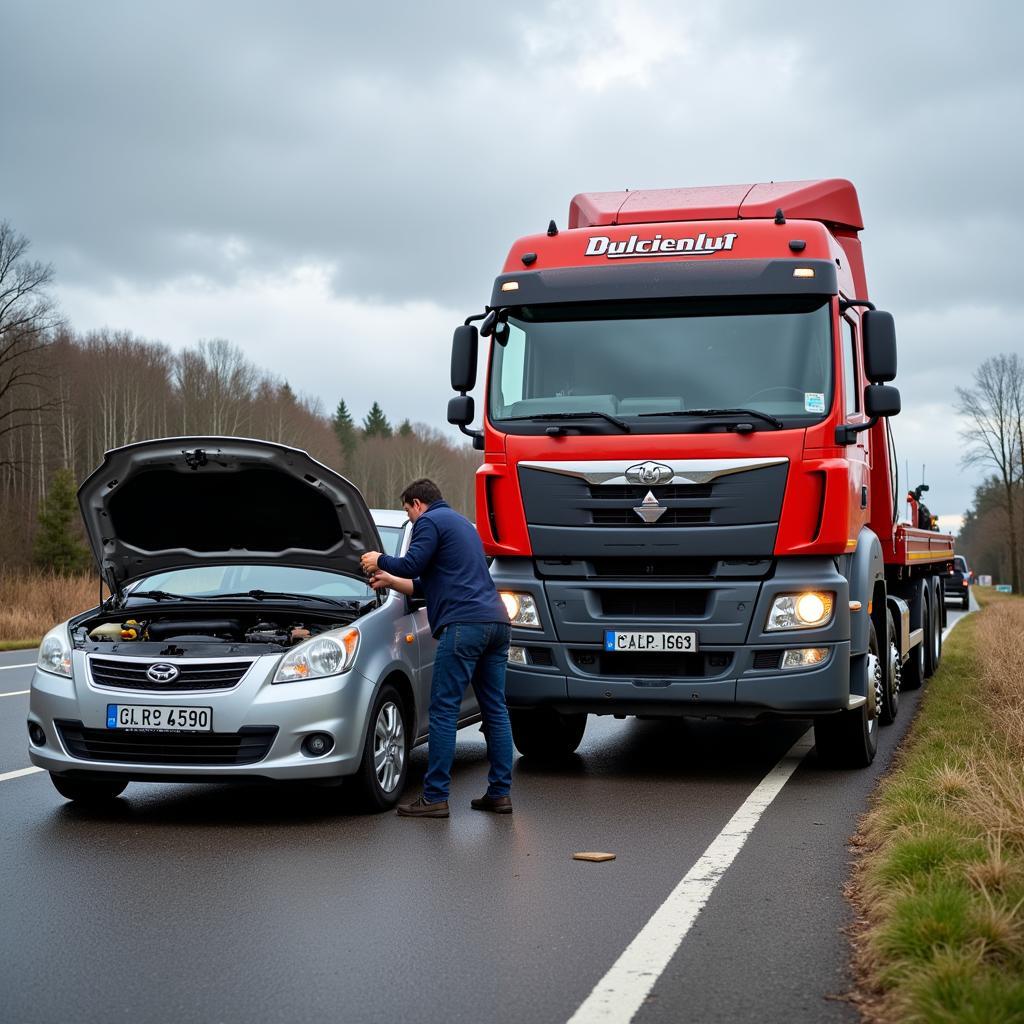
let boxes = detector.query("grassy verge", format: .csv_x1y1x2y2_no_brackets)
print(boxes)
849,588,1024,1022
0,570,99,644
0,639,40,651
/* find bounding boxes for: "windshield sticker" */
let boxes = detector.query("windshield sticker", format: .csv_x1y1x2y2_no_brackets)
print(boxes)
804,392,825,414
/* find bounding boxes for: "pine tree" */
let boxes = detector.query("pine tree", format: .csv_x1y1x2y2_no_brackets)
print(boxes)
33,468,91,572
362,401,392,438
333,399,358,457
398,419,414,437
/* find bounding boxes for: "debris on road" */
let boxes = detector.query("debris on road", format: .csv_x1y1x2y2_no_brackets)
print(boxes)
573,852,616,863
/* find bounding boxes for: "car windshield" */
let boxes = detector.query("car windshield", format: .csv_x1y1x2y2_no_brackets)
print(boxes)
489,296,833,430
126,526,405,601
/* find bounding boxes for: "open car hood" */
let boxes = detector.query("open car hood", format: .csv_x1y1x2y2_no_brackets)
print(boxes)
78,437,382,595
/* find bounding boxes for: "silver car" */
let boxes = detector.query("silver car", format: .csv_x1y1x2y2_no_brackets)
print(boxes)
27,436,480,810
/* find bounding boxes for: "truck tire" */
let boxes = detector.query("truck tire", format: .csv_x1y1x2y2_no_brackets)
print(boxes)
902,599,926,691
924,581,941,678
50,773,128,803
509,708,587,760
814,619,880,768
880,608,901,725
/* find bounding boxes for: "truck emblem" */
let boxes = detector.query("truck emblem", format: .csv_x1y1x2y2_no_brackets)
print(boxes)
633,491,667,524
146,663,180,683
626,461,673,485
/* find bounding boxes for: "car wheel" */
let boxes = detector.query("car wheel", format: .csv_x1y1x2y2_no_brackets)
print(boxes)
879,608,901,725
814,618,880,768
509,708,587,760
962,592,970,610
350,684,410,811
50,773,128,803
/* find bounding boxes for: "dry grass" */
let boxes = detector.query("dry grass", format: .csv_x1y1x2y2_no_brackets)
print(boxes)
849,592,1024,1022
0,570,101,645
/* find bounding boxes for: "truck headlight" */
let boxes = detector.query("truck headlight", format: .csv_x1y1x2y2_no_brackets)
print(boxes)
500,592,541,628
273,629,359,683
766,592,835,631
38,625,73,678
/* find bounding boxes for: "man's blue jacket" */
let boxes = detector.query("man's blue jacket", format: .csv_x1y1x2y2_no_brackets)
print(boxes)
376,500,507,637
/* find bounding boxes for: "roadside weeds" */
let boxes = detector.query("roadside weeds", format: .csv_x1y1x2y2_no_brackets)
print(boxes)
848,589,1024,1022
0,570,98,646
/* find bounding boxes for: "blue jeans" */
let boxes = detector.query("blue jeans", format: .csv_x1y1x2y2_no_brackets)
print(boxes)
422,621,514,804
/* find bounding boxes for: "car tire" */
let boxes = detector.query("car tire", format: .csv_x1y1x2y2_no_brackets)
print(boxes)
962,592,970,611
509,708,587,760
879,608,901,725
49,773,128,803
350,684,410,812
814,618,880,768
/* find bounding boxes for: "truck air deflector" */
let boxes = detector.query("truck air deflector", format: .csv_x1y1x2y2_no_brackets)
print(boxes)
490,259,837,308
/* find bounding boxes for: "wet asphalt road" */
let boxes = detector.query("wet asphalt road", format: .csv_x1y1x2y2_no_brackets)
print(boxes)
1,602,971,1024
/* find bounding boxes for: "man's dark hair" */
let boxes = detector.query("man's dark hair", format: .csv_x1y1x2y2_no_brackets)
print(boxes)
400,478,443,507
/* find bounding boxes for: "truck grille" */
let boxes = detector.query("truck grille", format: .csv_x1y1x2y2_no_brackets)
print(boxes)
55,720,278,766
570,650,731,677
591,508,711,527
89,658,253,691
598,590,706,617
587,484,713,501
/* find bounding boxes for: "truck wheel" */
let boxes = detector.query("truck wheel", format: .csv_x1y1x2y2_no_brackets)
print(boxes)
879,609,901,725
349,684,410,812
50,773,128,803
902,601,926,691
509,708,587,760
924,583,940,678
813,619,880,768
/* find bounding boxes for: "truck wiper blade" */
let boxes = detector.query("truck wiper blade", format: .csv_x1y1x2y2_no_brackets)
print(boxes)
637,407,784,428
502,411,631,432
208,590,361,609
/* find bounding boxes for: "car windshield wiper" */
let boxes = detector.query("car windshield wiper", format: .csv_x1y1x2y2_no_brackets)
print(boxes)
501,411,631,432
126,590,189,602
637,407,784,429
205,590,364,609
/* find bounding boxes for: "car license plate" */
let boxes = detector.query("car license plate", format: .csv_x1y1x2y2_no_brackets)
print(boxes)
106,704,212,731
604,631,698,653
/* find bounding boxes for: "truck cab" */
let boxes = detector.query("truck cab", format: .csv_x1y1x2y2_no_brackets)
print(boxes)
449,180,952,767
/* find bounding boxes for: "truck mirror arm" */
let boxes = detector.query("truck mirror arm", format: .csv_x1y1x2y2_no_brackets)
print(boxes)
839,298,876,313
835,417,878,446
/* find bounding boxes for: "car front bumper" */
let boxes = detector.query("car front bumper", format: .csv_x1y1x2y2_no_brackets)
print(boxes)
27,651,378,782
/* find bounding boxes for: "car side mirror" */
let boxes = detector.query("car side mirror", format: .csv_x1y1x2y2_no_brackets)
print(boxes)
864,384,901,419
862,310,897,383
451,325,479,393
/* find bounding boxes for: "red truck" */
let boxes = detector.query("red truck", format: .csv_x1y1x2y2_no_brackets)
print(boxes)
448,179,954,767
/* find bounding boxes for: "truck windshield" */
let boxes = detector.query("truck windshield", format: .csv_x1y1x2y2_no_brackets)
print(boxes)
488,296,833,431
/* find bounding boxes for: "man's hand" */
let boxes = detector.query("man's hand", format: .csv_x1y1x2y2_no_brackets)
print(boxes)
361,551,382,575
370,571,415,597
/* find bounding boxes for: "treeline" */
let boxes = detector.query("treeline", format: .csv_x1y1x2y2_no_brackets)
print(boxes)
0,221,478,570
956,353,1024,590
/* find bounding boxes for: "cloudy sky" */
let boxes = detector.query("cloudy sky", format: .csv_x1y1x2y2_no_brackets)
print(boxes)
1,1,1020,526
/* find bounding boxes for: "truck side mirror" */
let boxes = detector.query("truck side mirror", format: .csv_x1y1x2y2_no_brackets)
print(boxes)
864,384,900,419
451,325,479,393
862,311,897,383
447,394,475,426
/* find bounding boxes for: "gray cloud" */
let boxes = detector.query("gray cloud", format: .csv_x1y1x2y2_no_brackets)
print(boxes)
1,0,1021,519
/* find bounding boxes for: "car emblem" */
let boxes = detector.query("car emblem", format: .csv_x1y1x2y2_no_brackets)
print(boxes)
146,663,180,683
625,461,673,485
633,490,667,524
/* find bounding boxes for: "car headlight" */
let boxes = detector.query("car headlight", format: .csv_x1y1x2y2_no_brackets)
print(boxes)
499,591,541,628
38,625,73,678
273,629,359,683
766,592,835,631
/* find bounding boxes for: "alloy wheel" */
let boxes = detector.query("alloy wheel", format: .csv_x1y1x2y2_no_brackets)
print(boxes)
373,701,406,794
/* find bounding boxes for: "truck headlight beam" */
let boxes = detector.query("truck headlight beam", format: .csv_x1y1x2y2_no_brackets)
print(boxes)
766,592,835,631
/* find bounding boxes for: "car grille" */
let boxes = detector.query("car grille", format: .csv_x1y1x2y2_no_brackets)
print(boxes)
55,720,278,765
89,658,253,691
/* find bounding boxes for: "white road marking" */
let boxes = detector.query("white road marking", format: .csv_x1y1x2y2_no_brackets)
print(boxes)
0,663,34,671
0,766,43,783
567,729,815,1024
0,690,29,698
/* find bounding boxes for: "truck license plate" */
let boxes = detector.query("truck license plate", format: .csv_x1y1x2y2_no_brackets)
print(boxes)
604,631,698,653
106,704,213,731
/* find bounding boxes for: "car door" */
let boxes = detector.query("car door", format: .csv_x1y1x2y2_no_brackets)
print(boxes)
392,522,436,740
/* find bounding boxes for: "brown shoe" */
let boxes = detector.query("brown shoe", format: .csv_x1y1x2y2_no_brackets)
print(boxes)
396,796,449,818
471,794,513,814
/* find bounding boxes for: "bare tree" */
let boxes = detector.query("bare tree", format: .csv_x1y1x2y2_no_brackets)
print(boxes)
0,222,63,465
956,353,1023,591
